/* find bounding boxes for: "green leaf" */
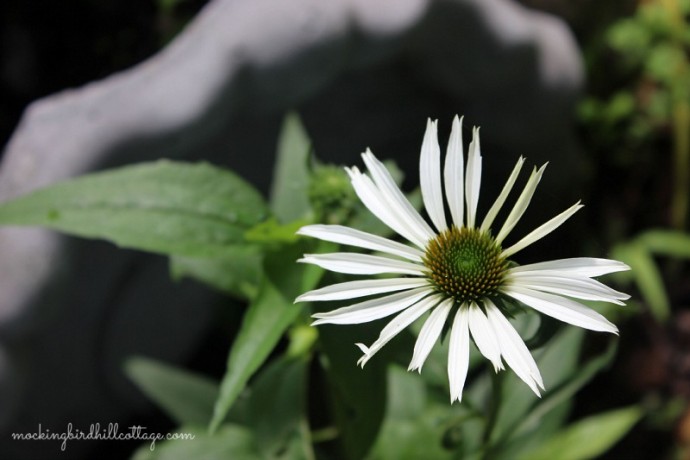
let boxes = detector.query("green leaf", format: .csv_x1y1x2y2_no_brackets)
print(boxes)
245,356,312,460
613,241,670,322
124,357,219,427
637,229,690,258
131,424,261,460
366,366,454,460
0,161,268,257
506,336,618,445
491,325,584,448
317,319,389,460
208,242,325,433
170,246,263,300
270,113,312,223
517,406,643,460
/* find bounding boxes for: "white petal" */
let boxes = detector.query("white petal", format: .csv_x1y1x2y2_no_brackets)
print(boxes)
296,278,429,302
502,286,619,334
509,258,631,278
495,164,546,244
347,166,427,248
420,119,448,233
484,300,543,395
444,115,465,228
408,298,453,372
297,224,423,262
467,302,504,371
465,127,483,228
480,156,525,232
357,294,441,367
448,305,470,403
312,287,433,325
502,202,583,258
506,274,630,305
299,253,424,276
362,150,435,244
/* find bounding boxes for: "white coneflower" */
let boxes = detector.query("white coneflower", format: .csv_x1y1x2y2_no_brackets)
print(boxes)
295,116,629,402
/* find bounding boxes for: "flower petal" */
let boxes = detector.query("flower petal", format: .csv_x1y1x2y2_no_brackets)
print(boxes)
408,298,453,372
448,305,470,403
495,164,546,244
444,115,465,228
502,202,583,258
465,127,483,228
297,224,423,262
362,150,435,244
509,258,631,278
502,286,619,334
347,166,427,248
299,253,424,276
480,156,525,232
357,294,442,367
467,302,504,371
296,278,429,302
484,299,543,395
420,119,448,233
312,287,433,325
507,273,630,305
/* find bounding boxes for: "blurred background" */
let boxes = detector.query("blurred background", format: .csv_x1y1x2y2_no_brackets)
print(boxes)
1,0,689,458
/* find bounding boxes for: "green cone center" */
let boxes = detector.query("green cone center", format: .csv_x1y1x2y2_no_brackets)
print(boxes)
423,226,507,303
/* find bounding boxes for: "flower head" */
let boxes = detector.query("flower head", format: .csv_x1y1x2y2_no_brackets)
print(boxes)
296,116,630,402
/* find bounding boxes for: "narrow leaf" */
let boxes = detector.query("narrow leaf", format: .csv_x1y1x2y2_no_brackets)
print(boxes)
270,113,312,223
208,242,325,433
517,406,642,460
125,357,219,427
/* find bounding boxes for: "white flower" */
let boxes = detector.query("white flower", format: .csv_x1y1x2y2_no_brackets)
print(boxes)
295,116,630,403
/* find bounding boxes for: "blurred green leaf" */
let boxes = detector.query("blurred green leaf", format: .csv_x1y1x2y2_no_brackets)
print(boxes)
245,357,313,460
491,326,584,453
505,336,618,446
131,424,260,460
208,242,325,433
646,44,685,84
170,246,263,300
125,357,218,427
607,18,651,59
317,318,389,460
270,113,312,223
517,406,642,460
637,229,690,258
366,366,454,460
613,241,670,322
0,161,268,257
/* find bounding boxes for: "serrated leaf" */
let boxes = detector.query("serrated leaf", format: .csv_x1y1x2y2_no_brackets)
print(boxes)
125,357,219,427
0,161,268,257
517,406,642,460
208,242,325,433
270,113,312,223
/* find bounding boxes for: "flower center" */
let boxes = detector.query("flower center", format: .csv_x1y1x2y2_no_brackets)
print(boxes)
423,226,507,303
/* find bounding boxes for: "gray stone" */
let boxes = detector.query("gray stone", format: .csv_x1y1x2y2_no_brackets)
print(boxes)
0,0,583,457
